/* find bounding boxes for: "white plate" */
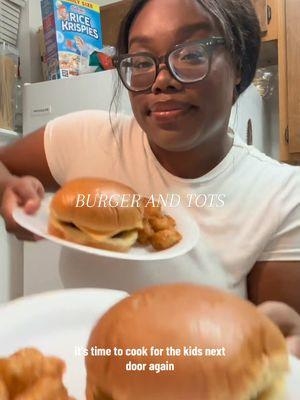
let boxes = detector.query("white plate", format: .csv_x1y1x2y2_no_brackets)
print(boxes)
13,193,200,261
0,289,128,399
0,290,299,399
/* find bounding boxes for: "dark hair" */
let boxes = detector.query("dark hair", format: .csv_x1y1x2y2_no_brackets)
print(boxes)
115,0,261,96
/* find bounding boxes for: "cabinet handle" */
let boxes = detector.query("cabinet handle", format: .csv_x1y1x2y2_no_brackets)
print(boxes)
247,119,253,145
267,5,272,24
285,127,289,144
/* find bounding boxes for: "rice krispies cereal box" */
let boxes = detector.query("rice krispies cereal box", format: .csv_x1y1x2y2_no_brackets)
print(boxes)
41,0,103,79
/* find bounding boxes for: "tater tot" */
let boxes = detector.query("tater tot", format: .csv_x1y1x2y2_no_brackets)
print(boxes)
14,377,72,400
148,215,176,232
140,199,182,250
0,379,8,400
137,219,155,245
0,348,66,399
141,197,162,218
150,229,182,250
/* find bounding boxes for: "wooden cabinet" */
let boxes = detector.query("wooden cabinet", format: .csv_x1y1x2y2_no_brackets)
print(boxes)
253,0,300,163
284,0,300,159
252,0,278,41
262,0,279,41
101,0,132,47
252,0,268,33
270,0,300,162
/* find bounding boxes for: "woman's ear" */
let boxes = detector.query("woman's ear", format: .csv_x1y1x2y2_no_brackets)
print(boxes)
232,72,242,105
235,73,242,86
232,86,239,105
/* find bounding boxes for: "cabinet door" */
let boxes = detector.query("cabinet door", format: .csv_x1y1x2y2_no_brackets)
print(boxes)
286,0,300,153
252,0,268,32
101,1,132,47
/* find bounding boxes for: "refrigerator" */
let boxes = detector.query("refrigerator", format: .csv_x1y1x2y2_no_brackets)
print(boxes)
0,132,23,304
19,69,278,297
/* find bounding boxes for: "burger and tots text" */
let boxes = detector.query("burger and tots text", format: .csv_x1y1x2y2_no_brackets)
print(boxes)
74,193,226,208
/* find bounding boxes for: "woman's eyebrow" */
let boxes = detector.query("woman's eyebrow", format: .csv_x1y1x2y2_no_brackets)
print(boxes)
129,22,213,48
176,22,213,37
129,35,152,48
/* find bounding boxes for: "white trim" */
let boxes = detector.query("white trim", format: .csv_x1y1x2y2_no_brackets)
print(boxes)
0,128,21,138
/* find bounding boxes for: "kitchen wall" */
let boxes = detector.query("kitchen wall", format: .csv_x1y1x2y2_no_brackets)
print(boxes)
18,0,121,83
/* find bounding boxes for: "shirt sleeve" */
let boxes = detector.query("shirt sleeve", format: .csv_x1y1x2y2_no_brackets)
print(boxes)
44,109,130,186
258,168,300,261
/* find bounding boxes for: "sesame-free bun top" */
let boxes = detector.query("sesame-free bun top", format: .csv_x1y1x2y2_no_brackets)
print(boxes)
50,178,143,236
86,284,289,400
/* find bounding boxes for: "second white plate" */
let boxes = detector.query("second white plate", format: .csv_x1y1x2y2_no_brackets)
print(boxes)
0,289,128,399
0,289,299,400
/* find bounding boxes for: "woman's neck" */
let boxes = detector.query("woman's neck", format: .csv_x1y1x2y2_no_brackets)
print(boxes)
149,132,234,179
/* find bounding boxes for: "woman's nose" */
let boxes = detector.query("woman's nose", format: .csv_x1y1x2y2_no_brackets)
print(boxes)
151,66,183,93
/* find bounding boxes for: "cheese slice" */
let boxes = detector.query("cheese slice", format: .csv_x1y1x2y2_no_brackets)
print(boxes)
50,216,138,248
76,225,120,241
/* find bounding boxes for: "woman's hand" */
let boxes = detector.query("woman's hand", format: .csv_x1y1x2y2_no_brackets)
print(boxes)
258,301,300,359
0,176,45,241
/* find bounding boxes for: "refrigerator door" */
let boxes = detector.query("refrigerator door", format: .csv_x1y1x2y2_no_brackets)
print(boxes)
0,225,23,303
0,132,23,303
230,84,266,147
229,84,279,159
23,69,132,134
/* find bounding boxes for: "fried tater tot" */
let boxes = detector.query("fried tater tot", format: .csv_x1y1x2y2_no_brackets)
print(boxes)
14,377,73,400
137,219,155,245
148,215,176,232
141,197,162,218
150,229,182,250
0,348,65,398
0,379,8,400
140,198,182,250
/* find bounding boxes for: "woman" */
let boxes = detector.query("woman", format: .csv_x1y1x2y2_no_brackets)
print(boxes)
0,0,300,352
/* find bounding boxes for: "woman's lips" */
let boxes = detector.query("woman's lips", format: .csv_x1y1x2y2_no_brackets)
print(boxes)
148,101,194,123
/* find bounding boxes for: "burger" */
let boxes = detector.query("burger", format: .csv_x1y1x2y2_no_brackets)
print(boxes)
85,284,289,400
48,178,144,252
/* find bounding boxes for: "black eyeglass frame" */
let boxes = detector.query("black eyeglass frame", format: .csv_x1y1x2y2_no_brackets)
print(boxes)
113,36,226,92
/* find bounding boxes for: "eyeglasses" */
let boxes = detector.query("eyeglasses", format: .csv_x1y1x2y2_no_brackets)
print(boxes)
114,36,225,92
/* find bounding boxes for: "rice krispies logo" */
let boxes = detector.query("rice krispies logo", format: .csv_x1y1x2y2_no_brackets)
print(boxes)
59,5,100,39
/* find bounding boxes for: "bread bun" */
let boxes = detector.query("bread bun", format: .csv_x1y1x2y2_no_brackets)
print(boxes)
86,284,289,400
49,178,143,252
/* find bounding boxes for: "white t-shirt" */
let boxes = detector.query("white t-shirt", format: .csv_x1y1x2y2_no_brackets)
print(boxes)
44,109,300,297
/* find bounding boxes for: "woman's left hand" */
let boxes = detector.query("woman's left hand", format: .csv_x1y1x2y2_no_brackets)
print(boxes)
258,301,300,359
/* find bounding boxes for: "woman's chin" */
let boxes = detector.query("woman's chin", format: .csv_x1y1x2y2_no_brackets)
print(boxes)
148,129,199,152
140,108,203,151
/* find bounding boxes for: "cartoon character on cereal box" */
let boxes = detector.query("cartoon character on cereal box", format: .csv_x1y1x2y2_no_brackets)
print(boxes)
57,1,68,20
66,39,76,52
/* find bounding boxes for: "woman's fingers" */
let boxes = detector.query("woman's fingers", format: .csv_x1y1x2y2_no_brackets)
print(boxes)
258,301,300,359
258,301,300,336
13,177,44,213
0,176,45,241
1,187,21,233
287,336,300,359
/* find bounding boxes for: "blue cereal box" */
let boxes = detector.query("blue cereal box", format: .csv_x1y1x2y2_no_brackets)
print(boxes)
41,0,103,79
